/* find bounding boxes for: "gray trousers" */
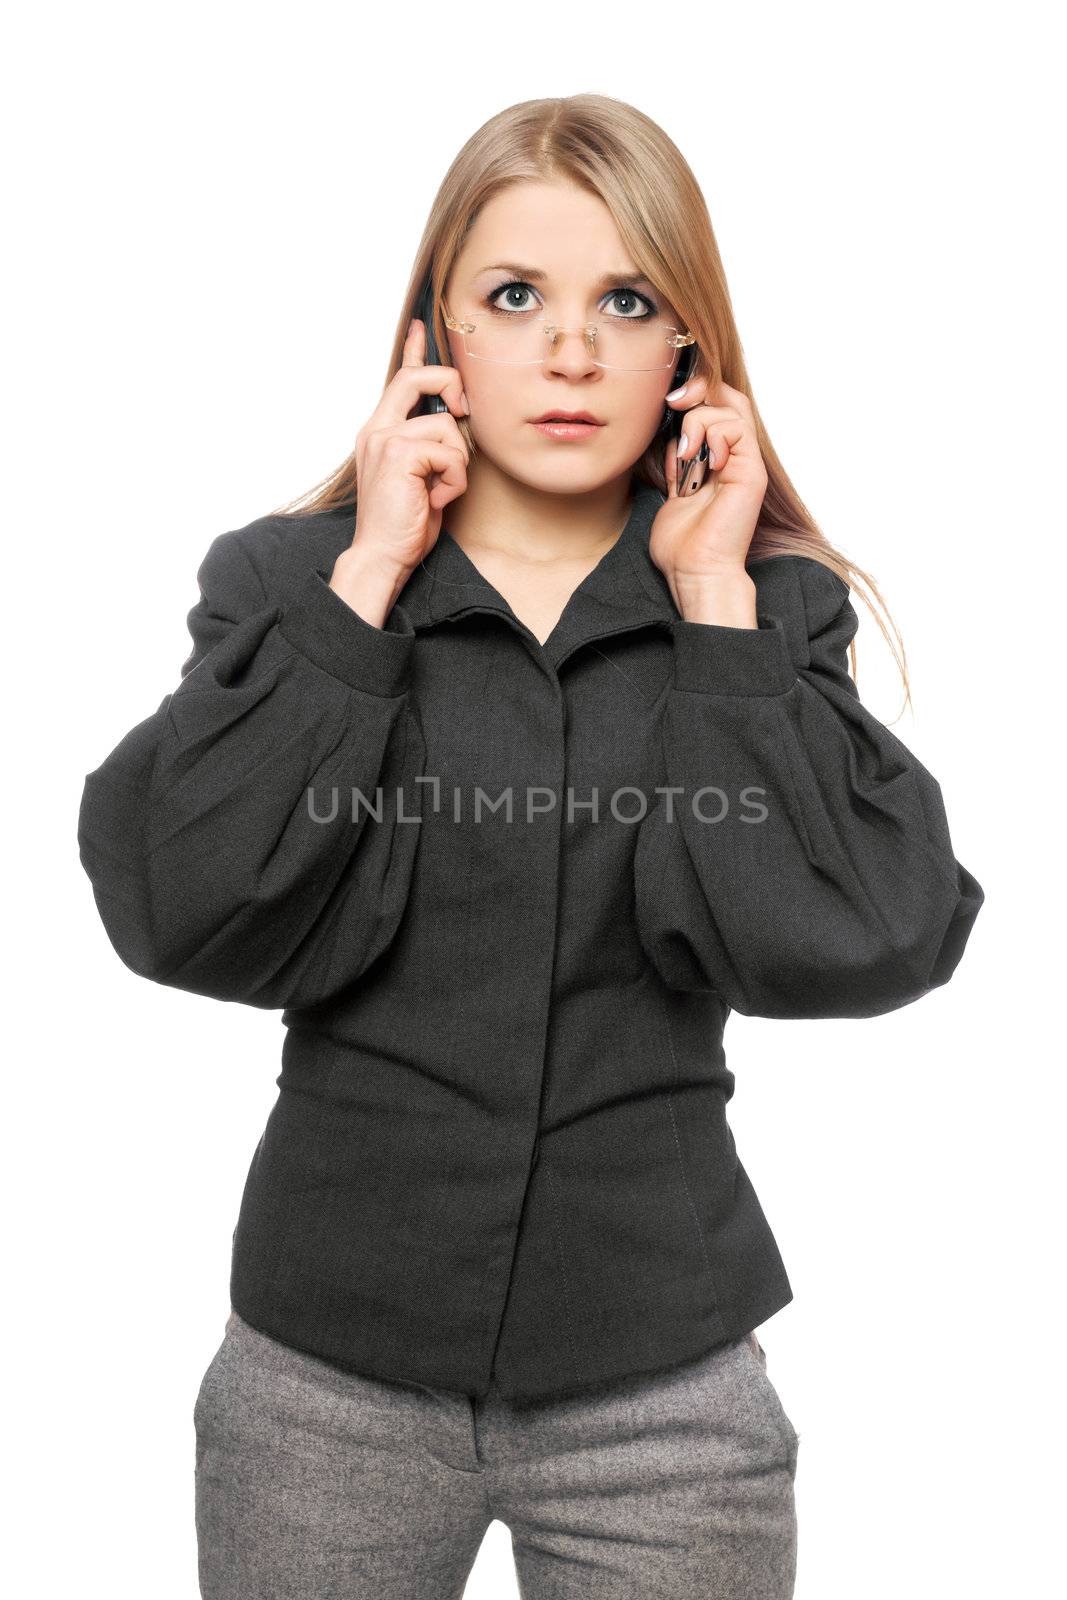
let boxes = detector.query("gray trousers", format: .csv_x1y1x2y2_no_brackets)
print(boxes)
194,1307,800,1599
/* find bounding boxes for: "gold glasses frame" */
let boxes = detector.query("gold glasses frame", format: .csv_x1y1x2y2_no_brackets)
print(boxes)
441,303,696,373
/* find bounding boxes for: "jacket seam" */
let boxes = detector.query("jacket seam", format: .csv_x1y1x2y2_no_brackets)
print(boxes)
544,1163,582,1387
657,986,719,1289
665,1089,715,1282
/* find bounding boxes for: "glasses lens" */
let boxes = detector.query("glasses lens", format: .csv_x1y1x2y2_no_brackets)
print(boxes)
591,313,684,371
456,309,684,371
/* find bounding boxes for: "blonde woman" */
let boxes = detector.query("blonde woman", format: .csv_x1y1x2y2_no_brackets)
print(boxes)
77,94,984,1599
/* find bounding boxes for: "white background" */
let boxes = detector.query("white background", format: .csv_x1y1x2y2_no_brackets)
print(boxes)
6,1,1062,1595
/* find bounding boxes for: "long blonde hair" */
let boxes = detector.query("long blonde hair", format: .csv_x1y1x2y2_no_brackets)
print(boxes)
270,94,910,714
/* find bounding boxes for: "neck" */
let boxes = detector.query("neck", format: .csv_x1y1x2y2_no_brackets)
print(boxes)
443,464,633,565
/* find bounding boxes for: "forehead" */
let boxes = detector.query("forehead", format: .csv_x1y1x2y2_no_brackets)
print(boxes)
451,181,651,286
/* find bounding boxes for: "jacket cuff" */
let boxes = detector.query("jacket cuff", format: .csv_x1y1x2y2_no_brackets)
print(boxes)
278,567,415,696
670,613,798,697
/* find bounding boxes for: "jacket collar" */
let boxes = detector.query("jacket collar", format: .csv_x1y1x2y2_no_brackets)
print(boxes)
396,478,679,672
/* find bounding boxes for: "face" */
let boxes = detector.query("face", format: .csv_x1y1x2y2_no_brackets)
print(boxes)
442,180,687,495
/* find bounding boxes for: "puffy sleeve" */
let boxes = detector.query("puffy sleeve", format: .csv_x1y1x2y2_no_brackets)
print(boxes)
633,555,984,1019
76,522,423,1011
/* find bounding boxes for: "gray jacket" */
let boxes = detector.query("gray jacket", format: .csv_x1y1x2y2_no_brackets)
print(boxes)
77,477,984,1402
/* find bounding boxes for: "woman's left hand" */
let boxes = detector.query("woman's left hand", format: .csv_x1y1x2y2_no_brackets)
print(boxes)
649,378,769,595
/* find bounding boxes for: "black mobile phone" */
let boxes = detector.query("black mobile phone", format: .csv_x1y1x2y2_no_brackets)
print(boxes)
413,278,450,417
667,340,709,497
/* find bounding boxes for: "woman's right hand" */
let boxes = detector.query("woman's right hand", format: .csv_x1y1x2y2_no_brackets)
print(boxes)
347,316,471,579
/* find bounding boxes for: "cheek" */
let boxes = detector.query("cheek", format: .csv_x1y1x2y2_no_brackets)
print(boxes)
640,377,672,423
454,366,523,444
447,339,505,407
612,381,670,447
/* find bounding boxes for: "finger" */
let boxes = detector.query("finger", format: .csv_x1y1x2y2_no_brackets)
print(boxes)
716,380,757,419
665,375,755,427
703,417,747,470
402,316,425,367
675,406,744,460
369,410,471,467
664,365,723,404
676,417,747,471
692,404,743,423
384,318,468,418
694,376,751,413
404,439,468,509
664,376,708,412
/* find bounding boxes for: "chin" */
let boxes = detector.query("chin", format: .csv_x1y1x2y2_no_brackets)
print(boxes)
500,455,637,496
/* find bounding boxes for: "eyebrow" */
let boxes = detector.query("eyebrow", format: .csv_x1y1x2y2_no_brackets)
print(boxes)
475,261,658,291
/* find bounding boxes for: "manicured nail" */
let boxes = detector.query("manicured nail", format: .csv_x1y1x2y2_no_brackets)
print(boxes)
666,384,688,400
679,432,688,454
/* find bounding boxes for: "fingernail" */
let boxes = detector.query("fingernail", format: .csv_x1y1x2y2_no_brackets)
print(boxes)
666,384,687,400
679,432,688,454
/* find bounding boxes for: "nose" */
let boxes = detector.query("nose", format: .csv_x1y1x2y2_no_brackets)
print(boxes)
543,324,600,380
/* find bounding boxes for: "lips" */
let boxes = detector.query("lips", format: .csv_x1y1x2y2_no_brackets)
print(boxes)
530,411,604,425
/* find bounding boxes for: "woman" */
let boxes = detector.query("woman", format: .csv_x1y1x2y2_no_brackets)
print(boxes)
77,94,984,1598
